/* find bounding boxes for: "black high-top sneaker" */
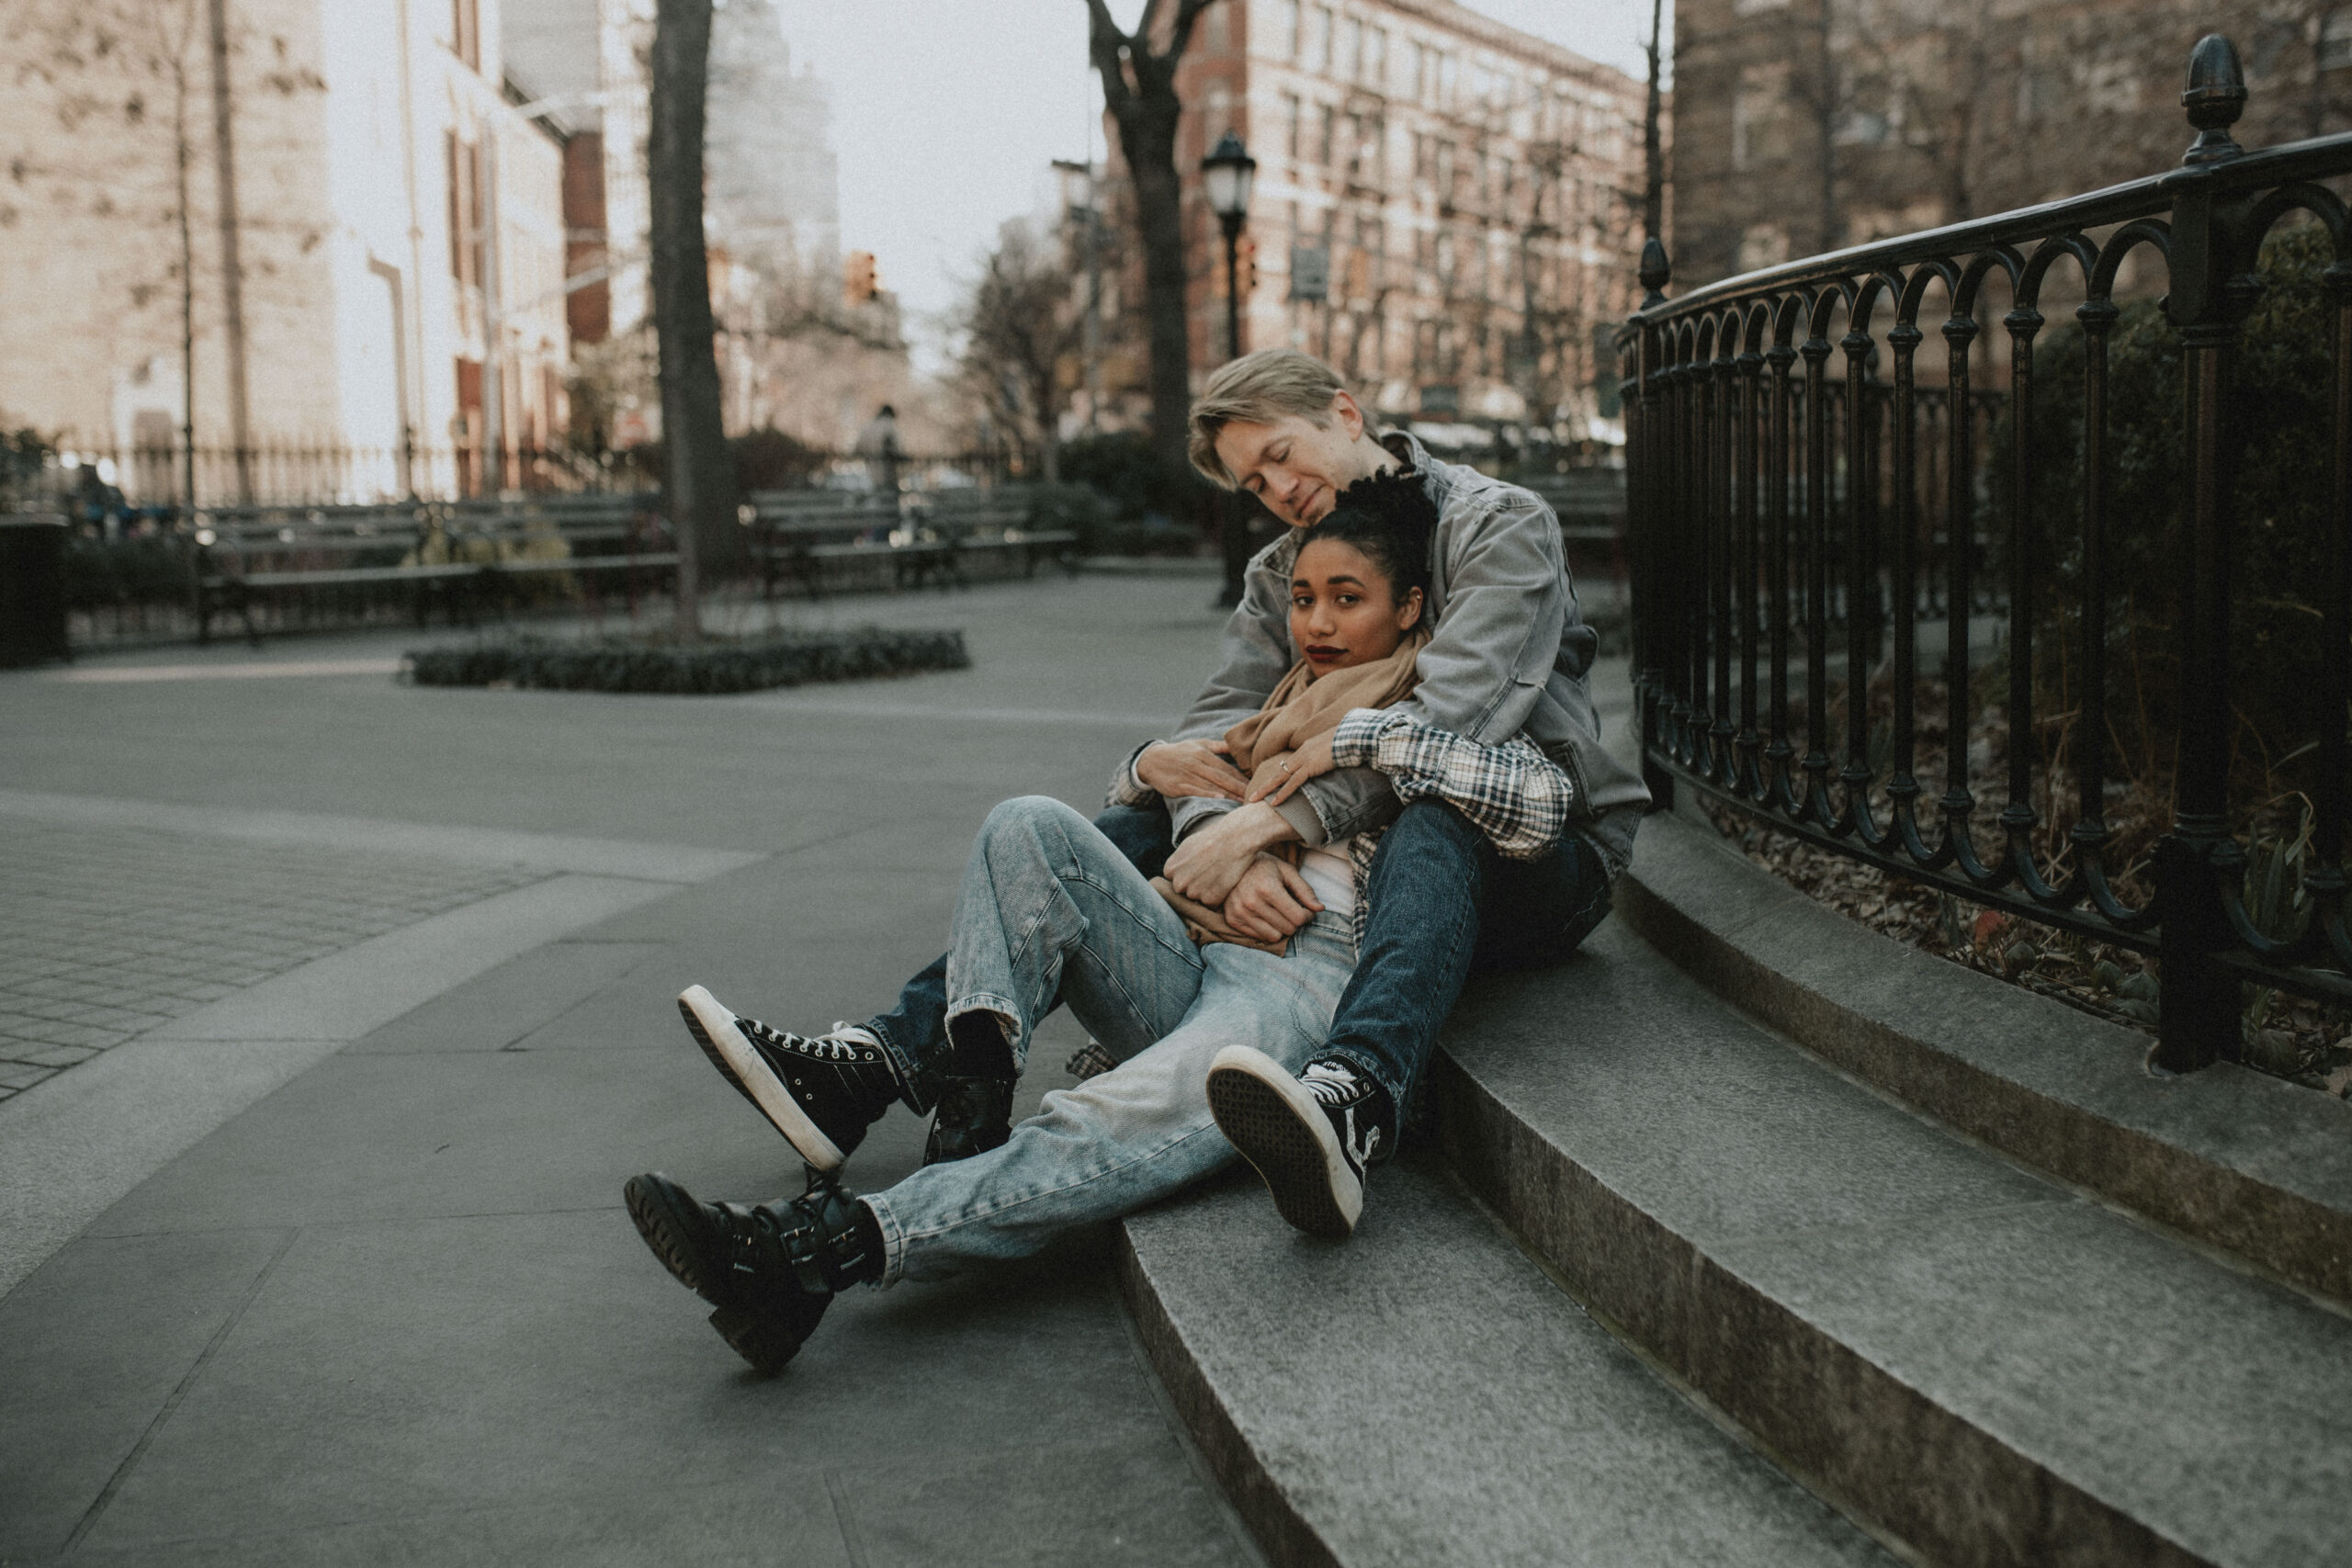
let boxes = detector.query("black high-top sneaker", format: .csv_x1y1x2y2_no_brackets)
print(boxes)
622,1169,882,1376
922,1076,1016,1166
677,986,913,1171
1205,1048,1391,1239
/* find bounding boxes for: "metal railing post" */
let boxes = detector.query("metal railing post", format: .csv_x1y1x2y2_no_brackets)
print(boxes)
1635,240,1677,811
2154,35,2257,1071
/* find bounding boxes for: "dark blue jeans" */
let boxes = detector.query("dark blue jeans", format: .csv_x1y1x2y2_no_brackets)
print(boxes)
1317,799,1612,1126
865,803,1173,1094
863,796,1610,1127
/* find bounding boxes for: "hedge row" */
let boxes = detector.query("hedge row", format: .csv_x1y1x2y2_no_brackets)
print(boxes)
404,628,969,694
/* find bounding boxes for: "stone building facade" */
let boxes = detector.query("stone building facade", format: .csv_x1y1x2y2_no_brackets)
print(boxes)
0,0,571,502
1668,0,2351,290
1131,0,1653,445
582,0,919,456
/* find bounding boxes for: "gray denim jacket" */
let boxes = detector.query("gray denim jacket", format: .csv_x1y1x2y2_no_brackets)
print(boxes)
1157,431,1650,874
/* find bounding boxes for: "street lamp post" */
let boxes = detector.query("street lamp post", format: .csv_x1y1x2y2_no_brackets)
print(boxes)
1202,130,1256,362
1201,130,1257,604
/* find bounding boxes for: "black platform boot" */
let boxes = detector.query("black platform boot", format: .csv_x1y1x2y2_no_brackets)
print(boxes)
623,1168,884,1375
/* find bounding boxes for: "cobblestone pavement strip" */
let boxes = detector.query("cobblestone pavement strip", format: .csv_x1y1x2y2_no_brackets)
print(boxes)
0,819,539,1101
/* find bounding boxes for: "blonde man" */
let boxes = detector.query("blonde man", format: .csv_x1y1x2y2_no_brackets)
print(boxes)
1164,349,1648,1233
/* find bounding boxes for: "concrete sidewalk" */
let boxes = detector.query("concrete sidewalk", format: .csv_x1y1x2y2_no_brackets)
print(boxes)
0,577,1269,1566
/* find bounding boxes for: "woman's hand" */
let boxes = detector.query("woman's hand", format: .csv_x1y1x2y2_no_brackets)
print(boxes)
1165,801,1293,905
1223,853,1324,943
1136,739,1247,801
1244,732,1339,807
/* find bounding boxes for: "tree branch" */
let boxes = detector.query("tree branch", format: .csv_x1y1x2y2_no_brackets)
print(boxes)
1082,0,1136,121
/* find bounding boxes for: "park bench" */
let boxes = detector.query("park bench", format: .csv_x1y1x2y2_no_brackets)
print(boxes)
194,494,673,644
745,485,1078,601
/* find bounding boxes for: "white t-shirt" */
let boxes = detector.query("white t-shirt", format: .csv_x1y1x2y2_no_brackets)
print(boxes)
1298,837,1358,920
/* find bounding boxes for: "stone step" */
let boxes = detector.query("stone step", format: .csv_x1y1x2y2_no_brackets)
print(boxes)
1436,916,2352,1568
1119,1160,1901,1568
1615,807,2352,1305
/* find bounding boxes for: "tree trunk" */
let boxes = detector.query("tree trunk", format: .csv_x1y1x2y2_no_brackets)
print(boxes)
649,0,737,638
1085,0,1216,497
205,0,253,503
1117,99,1193,491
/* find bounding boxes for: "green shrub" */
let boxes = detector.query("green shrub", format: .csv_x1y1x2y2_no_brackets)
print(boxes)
62,534,193,612
1023,482,1112,553
732,426,826,492
1057,430,1216,522
404,627,969,694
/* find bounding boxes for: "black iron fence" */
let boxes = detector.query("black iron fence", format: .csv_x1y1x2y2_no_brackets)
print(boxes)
2,442,1029,519
1624,35,2352,1074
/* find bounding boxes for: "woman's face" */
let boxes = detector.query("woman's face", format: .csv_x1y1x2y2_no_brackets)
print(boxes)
1289,538,1424,678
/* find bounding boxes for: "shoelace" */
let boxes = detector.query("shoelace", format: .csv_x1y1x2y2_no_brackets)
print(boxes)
743,1016,870,1061
1298,1061,1367,1106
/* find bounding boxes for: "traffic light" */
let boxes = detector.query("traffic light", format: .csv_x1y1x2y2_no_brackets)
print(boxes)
1238,233,1259,296
843,250,878,306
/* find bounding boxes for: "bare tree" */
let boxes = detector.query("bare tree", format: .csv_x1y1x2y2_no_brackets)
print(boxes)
1642,0,1666,247
203,0,251,501
648,0,737,637
958,220,1084,483
1082,0,1216,489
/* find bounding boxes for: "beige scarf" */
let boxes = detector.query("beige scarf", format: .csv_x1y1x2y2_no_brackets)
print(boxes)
1153,629,1428,954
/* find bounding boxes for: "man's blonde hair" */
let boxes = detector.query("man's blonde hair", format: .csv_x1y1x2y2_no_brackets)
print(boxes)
1187,349,1351,489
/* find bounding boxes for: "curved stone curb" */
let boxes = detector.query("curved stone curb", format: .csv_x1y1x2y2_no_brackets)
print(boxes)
1115,1164,1897,1568
1614,805,2352,1304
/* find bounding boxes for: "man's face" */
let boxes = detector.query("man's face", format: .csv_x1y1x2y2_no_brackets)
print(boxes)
1212,395,1383,527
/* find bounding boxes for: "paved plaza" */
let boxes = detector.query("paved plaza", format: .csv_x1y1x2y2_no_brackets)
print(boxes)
0,576,1276,1566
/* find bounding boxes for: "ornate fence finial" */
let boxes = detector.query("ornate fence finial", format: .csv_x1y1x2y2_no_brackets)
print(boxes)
1640,237,1671,310
2181,34,2249,166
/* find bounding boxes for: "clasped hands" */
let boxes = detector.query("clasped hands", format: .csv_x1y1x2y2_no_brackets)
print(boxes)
1139,736,1343,943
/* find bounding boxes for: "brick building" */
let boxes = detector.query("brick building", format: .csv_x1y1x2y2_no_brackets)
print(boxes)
0,0,571,502
1102,0,1654,446
1668,0,2350,289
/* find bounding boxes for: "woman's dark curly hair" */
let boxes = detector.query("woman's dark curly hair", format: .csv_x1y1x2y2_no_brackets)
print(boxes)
1295,468,1435,609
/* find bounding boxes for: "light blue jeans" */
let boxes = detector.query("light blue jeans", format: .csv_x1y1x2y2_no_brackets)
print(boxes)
862,795,1355,1285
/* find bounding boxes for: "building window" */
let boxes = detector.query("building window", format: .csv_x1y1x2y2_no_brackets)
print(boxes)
1319,103,1336,167
1366,28,1387,91
2324,11,2352,70
1341,15,1361,80
1284,92,1304,162
445,130,485,291
452,0,480,71
1438,51,1456,104
1309,6,1332,73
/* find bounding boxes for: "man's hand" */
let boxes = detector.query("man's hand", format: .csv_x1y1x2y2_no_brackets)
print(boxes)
1223,853,1324,943
1136,739,1247,801
1244,732,1339,807
1164,800,1296,905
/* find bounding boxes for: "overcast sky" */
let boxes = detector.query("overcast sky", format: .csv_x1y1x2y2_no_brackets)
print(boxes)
766,0,1666,371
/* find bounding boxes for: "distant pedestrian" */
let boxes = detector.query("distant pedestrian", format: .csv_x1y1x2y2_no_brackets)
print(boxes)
855,403,902,512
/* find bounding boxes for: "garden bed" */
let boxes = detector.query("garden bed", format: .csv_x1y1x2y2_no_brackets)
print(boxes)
1700,795,2352,1096
402,627,968,694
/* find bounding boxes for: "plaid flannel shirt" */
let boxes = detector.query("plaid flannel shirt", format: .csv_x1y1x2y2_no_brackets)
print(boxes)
1107,711,1577,952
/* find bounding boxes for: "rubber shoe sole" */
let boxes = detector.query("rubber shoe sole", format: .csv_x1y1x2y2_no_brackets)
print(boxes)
1206,1045,1362,1239
677,985,847,1172
709,1300,826,1377
624,1171,736,1308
